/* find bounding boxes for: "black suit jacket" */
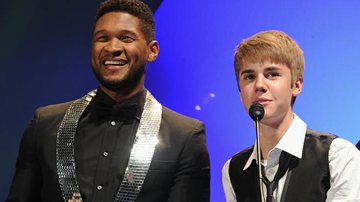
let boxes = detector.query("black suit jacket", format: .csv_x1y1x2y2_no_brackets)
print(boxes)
7,100,210,202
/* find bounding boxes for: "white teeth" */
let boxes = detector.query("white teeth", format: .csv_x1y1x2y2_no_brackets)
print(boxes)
104,60,127,65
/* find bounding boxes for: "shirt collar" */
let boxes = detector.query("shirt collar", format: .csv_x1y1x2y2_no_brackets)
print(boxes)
243,113,307,170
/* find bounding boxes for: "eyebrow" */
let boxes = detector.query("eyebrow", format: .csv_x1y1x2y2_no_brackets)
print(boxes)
240,66,282,75
93,29,137,37
240,69,254,76
93,29,106,37
264,66,281,71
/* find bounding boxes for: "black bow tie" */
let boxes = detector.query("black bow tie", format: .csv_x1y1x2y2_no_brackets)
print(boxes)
91,102,138,121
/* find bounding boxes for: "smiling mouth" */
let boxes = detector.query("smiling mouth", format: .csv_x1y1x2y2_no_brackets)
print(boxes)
103,60,128,66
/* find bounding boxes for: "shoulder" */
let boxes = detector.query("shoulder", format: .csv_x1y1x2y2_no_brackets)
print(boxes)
303,128,339,160
229,146,253,168
231,146,253,161
327,138,360,199
160,106,204,134
306,128,337,140
222,159,231,172
36,101,74,117
305,128,360,164
305,128,338,150
34,100,75,122
32,98,86,128
19,100,77,150
330,138,360,158
156,106,206,154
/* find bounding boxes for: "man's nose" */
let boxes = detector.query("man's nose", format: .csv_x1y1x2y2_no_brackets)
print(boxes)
104,38,123,56
255,75,267,92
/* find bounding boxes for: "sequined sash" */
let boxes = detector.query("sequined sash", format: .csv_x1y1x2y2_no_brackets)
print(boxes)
56,90,161,202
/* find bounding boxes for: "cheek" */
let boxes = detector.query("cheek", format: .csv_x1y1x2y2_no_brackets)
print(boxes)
131,43,149,56
91,53,102,70
239,91,251,107
91,42,103,54
90,51,97,64
90,49,96,59
91,46,102,61
239,85,252,98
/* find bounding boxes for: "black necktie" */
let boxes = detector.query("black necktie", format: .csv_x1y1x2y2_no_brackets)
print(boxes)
262,151,293,202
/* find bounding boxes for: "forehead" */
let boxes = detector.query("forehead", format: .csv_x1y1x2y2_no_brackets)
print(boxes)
240,61,290,72
94,11,143,33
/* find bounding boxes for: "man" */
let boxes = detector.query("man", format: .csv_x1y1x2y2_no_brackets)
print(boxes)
222,30,360,201
7,0,210,201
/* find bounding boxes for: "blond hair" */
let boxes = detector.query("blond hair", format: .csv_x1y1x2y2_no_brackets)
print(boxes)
234,30,304,86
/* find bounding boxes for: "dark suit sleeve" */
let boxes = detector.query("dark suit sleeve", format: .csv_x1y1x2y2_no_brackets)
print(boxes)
7,110,42,202
167,122,210,202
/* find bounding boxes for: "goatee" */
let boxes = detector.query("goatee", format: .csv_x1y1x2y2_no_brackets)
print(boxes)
92,65,145,94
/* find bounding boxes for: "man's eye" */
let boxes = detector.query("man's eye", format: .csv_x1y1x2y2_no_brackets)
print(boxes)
121,36,135,42
243,74,255,80
96,36,108,42
266,72,280,79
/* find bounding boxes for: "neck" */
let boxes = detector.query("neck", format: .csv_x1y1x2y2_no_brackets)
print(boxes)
100,78,145,102
259,110,294,160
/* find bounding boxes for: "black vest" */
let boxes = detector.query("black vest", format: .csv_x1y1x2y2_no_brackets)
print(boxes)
229,129,336,202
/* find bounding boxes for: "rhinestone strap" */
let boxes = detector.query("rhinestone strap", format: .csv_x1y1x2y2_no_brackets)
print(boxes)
114,92,161,202
56,90,96,201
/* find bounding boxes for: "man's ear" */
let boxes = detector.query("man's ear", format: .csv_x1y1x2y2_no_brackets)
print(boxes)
147,40,160,62
292,79,303,96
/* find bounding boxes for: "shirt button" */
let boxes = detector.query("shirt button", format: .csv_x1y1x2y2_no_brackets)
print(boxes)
103,152,109,157
97,185,102,190
110,121,116,126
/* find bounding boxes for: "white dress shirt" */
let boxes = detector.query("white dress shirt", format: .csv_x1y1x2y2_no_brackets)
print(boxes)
222,114,360,202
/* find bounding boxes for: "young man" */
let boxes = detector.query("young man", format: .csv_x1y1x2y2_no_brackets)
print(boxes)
7,0,210,201
222,30,360,202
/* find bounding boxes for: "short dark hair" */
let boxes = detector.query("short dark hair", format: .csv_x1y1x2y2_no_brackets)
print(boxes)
94,0,155,41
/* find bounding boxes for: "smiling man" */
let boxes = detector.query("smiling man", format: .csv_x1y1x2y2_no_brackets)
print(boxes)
6,0,210,201
222,30,360,202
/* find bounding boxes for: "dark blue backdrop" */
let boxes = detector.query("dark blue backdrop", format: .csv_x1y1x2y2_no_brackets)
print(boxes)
1,0,360,201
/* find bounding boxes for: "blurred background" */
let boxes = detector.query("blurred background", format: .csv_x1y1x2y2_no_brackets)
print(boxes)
1,0,360,201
